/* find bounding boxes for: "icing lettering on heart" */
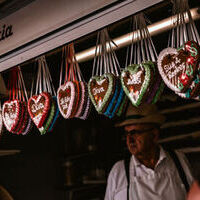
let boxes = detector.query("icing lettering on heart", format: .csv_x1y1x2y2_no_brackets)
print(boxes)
88,73,115,113
28,92,51,128
158,41,200,93
57,81,76,119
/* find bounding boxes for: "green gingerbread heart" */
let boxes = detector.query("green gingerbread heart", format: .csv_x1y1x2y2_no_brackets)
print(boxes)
121,64,152,107
88,73,115,113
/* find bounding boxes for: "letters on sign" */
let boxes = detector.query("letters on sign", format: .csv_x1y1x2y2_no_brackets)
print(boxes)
0,24,13,42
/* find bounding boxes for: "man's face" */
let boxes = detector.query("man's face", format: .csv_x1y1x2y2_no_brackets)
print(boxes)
124,123,159,157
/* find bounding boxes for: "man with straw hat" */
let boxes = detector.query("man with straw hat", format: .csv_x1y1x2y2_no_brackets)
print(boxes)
105,103,194,200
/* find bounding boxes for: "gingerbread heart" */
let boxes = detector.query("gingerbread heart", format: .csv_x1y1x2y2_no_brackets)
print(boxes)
48,96,60,132
39,98,55,135
17,102,28,134
88,73,115,113
116,95,128,117
121,64,152,107
57,81,77,119
176,64,200,99
11,101,26,134
21,117,33,135
28,92,51,128
145,62,164,104
109,82,125,119
75,82,87,118
2,100,21,132
104,77,118,117
0,110,3,137
158,41,200,93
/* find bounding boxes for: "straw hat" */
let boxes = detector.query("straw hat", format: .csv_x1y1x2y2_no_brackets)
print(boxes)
115,103,165,127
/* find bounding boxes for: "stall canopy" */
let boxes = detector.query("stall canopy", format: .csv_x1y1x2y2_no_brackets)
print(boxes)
0,0,164,72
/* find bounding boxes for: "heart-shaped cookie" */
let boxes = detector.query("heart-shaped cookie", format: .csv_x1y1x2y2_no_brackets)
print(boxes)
104,77,118,117
48,96,60,132
11,101,25,134
75,82,86,118
116,95,128,117
2,100,21,132
121,64,152,107
28,92,51,128
12,101,27,134
79,96,92,120
109,82,125,119
145,62,164,104
176,63,200,99
88,73,115,113
21,117,33,135
57,81,77,119
39,98,55,135
0,110,3,138
17,102,29,134
158,41,200,93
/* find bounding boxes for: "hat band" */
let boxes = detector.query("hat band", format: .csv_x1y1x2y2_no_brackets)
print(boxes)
125,115,144,120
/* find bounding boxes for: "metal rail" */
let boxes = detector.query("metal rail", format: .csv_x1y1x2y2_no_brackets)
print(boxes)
76,7,200,63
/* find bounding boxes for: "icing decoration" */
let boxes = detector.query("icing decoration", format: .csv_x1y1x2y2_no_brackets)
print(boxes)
109,83,125,119
75,82,86,118
88,73,115,113
176,63,200,99
0,109,3,137
121,64,152,107
143,61,156,103
57,81,76,119
48,96,60,132
21,117,32,135
13,102,26,134
152,82,165,104
17,102,29,134
157,41,200,93
104,77,118,117
79,96,92,120
28,92,51,128
145,62,164,104
39,98,55,135
2,100,21,132
70,81,80,118
116,96,128,117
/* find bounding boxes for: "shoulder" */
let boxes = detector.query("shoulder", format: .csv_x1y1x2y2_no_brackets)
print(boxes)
109,160,126,177
108,159,128,185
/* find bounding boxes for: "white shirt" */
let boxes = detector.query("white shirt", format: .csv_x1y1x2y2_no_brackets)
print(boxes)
104,147,194,200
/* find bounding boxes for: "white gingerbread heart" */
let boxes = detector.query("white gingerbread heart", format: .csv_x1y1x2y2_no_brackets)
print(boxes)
28,92,51,128
158,43,199,93
57,81,76,119
2,100,21,132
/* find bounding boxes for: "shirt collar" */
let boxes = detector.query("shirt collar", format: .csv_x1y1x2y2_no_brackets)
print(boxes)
131,146,168,168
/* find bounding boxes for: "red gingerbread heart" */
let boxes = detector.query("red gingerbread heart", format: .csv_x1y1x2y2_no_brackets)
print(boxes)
28,92,51,128
16,102,29,134
2,100,21,132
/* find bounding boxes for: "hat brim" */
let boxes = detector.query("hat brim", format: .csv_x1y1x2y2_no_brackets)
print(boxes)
115,114,165,127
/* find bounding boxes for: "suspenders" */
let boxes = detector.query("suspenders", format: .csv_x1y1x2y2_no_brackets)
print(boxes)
124,156,131,200
167,149,190,192
124,150,189,200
